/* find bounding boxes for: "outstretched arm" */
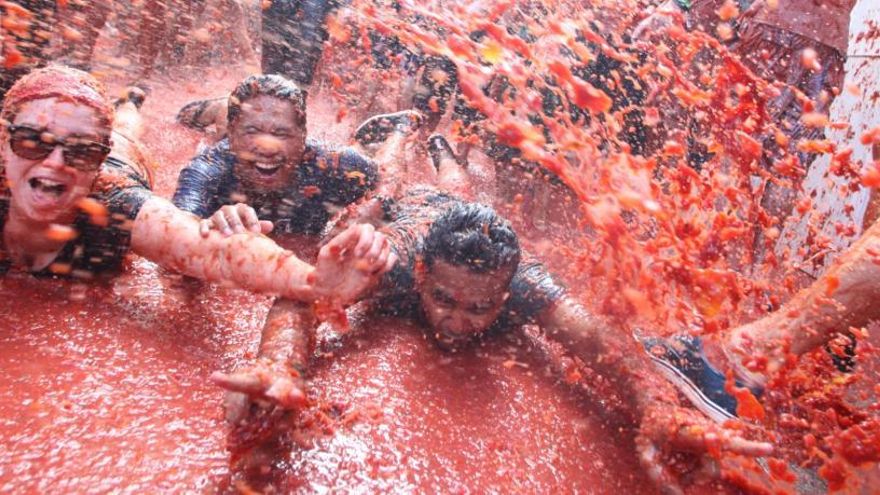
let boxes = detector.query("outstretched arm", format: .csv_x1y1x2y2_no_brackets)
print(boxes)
726,209,880,385
540,297,669,421
212,298,317,422
130,196,395,303
540,297,772,493
208,223,394,419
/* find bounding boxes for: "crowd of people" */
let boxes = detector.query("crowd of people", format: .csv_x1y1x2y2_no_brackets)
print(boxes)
1,0,874,493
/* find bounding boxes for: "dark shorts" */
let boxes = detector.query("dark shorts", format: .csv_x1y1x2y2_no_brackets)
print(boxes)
261,0,341,85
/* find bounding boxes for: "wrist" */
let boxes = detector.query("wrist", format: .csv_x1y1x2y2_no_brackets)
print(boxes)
258,356,307,380
284,263,318,301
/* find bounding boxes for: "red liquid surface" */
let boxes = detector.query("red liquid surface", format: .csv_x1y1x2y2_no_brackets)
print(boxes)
0,275,657,492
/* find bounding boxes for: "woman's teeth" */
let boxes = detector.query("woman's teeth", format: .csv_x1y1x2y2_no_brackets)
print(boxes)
29,177,67,196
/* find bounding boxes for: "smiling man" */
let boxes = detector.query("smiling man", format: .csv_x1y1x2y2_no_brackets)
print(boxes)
172,74,378,237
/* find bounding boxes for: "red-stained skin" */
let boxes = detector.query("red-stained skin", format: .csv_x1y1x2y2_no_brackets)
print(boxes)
414,260,513,347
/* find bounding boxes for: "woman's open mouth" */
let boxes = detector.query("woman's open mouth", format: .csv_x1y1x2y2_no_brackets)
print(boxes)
29,177,68,196
27,177,71,210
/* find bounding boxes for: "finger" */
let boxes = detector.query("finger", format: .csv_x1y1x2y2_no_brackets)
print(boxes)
383,250,398,273
238,204,262,233
673,422,773,458
212,211,232,236
636,436,684,495
259,220,274,235
718,434,774,457
369,239,392,273
364,232,386,264
322,223,360,253
265,378,308,410
223,391,251,424
222,205,246,234
354,224,376,257
199,219,211,237
211,370,263,394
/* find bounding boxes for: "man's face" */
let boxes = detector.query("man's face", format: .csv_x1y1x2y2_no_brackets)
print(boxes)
416,259,513,348
228,94,306,193
2,98,107,226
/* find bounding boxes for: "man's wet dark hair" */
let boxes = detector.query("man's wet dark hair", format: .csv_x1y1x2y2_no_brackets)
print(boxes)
423,203,521,274
227,74,306,126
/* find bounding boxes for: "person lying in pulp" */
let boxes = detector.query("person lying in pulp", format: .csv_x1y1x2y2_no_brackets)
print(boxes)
214,184,775,493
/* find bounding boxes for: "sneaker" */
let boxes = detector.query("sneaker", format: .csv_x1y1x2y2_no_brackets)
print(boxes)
426,134,457,172
353,110,423,145
641,335,762,424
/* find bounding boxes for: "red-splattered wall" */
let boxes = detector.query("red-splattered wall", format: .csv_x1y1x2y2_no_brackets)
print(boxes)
781,0,880,271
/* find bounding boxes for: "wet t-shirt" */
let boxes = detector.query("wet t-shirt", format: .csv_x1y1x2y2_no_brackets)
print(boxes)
0,155,152,278
368,187,566,334
172,139,378,235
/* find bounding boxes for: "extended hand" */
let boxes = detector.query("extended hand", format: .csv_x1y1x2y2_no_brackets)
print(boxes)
636,403,773,494
312,223,397,306
211,359,307,424
199,203,274,237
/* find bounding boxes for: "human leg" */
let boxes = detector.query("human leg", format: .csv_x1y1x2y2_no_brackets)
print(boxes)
411,55,459,134
54,0,111,70
261,0,338,87
176,97,229,135
427,134,473,199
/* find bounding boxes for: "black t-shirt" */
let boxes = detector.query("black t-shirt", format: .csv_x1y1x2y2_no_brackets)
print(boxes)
0,155,152,278
172,138,378,235
366,187,566,334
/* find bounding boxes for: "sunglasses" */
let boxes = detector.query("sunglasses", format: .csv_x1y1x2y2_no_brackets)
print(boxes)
4,123,111,172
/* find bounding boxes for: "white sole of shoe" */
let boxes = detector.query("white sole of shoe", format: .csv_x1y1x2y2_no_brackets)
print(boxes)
647,353,736,424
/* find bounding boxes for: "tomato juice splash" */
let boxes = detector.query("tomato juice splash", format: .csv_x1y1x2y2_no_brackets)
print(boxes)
323,0,880,490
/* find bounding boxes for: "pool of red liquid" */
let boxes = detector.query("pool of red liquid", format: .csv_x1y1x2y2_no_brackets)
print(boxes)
0,271,661,493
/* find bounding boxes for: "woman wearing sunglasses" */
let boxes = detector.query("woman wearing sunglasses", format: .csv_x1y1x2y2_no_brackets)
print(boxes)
0,65,395,305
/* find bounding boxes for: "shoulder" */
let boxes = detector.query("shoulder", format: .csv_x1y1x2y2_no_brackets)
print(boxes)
497,256,566,328
302,141,378,202
189,139,236,171
511,257,566,299
92,155,153,221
